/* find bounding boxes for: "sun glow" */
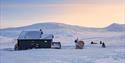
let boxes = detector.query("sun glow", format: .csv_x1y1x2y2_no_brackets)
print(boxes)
0,0,124,28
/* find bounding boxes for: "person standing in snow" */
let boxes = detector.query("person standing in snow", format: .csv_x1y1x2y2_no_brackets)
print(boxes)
100,41,103,44
102,42,106,48
40,29,43,34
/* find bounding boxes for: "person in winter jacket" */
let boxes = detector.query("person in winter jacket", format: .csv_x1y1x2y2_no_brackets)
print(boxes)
102,42,106,48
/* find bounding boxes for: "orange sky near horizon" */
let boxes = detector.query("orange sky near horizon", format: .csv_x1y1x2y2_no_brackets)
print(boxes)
0,0,124,28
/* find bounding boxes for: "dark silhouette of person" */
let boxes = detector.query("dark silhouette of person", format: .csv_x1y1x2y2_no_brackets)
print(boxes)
40,29,43,34
102,42,106,48
100,41,103,44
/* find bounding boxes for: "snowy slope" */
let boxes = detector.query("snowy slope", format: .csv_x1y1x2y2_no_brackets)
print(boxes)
0,47,125,63
0,22,124,38
105,23,125,32
0,22,125,63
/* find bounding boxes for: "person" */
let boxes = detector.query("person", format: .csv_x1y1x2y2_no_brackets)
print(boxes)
100,41,103,44
102,42,106,48
40,29,43,34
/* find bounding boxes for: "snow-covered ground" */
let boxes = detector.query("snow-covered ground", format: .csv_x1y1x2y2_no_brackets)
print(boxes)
0,23,125,63
0,46,125,63
0,31,125,63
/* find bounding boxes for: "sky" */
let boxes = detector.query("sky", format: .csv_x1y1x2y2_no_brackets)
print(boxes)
0,0,125,28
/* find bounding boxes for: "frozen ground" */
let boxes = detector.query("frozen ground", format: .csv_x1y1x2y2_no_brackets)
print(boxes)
0,31,125,63
0,23,125,63
0,46,125,63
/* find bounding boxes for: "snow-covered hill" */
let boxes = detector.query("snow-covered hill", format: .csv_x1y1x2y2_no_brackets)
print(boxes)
0,22,124,36
1,22,124,31
0,22,125,44
0,22,125,63
105,23,125,32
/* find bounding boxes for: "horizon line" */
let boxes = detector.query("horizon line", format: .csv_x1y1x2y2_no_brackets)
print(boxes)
0,22,124,29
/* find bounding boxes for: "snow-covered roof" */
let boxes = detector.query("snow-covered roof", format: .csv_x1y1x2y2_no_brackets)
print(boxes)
18,31,54,40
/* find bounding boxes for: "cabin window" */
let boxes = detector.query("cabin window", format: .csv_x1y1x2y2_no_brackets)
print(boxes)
44,41,48,43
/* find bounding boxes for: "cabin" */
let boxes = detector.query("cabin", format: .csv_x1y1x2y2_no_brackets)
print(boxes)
15,31,54,50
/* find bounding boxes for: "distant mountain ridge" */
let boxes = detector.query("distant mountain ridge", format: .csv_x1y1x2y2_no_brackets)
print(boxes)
105,23,125,32
0,22,125,32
